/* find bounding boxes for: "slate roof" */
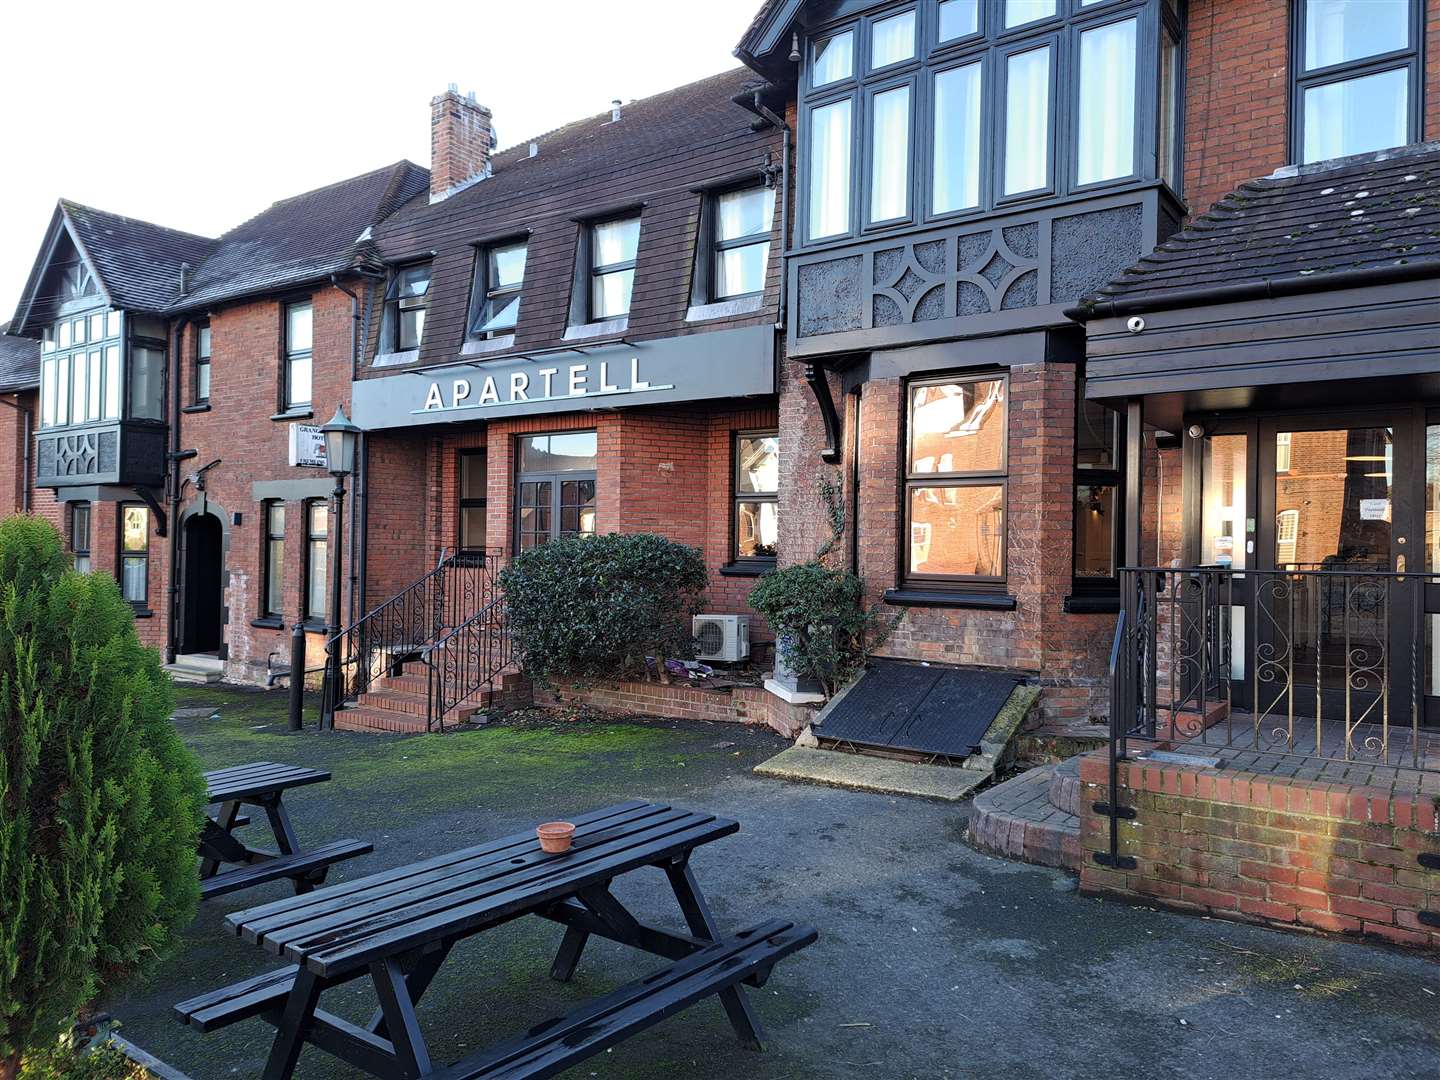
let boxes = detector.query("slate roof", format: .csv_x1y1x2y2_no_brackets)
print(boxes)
58,203,217,313
0,322,40,393
1074,142,1440,317
175,160,429,311
735,0,797,65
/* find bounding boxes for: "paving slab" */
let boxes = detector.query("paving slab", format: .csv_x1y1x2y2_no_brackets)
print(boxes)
754,745,989,801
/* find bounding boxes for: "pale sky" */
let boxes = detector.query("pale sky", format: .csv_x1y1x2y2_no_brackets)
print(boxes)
0,0,762,321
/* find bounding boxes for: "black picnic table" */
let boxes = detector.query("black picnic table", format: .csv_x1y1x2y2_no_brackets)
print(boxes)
199,762,372,900
176,799,816,1080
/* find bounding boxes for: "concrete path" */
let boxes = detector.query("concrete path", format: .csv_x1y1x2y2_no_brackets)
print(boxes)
110,685,1440,1080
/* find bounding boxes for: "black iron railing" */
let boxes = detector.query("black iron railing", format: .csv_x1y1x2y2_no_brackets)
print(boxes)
1113,566,1434,768
425,590,511,733
324,553,499,725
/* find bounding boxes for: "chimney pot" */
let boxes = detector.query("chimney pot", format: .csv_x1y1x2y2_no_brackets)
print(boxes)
611,99,623,123
430,87,495,202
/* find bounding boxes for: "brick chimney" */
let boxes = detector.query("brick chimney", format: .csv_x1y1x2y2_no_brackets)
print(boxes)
430,85,494,203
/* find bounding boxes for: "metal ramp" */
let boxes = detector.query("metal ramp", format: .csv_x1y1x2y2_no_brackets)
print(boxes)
814,661,1020,762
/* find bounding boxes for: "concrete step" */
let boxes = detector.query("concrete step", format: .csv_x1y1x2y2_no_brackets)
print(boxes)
1047,755,1082,817
967,765,1081,873
164,657,223,685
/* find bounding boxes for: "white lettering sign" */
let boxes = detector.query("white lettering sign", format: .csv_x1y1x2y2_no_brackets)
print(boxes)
415,356,676,417
287,423,327,468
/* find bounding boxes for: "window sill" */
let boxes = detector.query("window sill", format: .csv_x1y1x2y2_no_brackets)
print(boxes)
271,409,313,422
181,403,211,414
719,560,775,577
250,617,285,630
563,317,628,342
1063,594,1120,614
882,588,1017,611
373,349,420,369
301,619,329,633
686,295,763,323
461,335,516,357
131,606,155,619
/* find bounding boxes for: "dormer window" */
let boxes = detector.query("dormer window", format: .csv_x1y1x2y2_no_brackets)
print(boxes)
713,187,775,301
469,242,527,340
385,263,431,352
588,216,640,322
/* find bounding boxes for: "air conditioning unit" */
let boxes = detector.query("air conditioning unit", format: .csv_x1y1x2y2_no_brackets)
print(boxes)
693,614,750,663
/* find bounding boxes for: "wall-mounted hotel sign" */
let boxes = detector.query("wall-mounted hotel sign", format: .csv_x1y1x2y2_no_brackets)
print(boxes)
352,325,775,431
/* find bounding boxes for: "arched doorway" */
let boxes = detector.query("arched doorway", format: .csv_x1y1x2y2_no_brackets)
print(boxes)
181,512,224,655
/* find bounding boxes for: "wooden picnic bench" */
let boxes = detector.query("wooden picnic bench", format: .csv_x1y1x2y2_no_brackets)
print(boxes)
199,762,372,900
176,800,816,1080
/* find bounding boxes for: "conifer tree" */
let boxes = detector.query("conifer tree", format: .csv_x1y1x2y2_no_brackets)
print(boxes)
0,516,206,1080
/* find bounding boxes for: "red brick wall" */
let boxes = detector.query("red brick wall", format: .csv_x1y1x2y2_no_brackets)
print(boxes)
167,283,358,679
1428,0,1440,140
535,677,813,738
1079,752,1440,949
365,394,783,648
0,389,60,529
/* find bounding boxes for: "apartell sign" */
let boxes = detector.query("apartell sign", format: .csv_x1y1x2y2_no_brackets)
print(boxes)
351,325,775,431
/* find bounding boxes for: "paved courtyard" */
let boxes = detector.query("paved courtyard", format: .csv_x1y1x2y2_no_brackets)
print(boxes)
108,685,1440,1080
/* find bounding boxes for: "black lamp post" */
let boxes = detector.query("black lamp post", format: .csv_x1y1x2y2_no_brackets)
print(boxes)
318,406,361,730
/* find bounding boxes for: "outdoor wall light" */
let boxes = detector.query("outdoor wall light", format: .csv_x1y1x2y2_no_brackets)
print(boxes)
322,406,361,477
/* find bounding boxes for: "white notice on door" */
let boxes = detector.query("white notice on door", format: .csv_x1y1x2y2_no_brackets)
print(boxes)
1359,498,1391,522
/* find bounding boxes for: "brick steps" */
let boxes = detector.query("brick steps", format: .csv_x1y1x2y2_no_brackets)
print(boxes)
333,662,525,735
967,763,1082,873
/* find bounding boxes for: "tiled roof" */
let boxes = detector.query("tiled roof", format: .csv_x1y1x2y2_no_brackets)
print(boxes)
0,322,40,393
379,69,766,234
176,160,429,310
61,202,218,313
1075,142,1440,316
735,0,797,62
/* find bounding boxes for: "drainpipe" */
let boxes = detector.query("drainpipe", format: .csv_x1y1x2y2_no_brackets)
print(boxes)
0,395,33,513
734,87,792,334
165,315,192,665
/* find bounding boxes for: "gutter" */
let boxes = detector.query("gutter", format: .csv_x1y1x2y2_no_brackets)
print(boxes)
1065,257,1440,323
0,393,33,512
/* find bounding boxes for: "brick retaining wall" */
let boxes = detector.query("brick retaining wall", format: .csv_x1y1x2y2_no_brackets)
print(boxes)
534,679,813,739
1078,752,1440,949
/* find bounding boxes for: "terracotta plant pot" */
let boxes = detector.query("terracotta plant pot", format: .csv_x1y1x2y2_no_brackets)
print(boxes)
537,821,576,854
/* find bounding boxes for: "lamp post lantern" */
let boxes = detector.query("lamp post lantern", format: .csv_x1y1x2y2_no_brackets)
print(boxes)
318,406,361,730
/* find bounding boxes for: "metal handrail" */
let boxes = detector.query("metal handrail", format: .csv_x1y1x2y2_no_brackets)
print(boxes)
424,591,512,733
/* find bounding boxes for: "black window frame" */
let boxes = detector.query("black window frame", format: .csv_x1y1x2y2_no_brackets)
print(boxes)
39,306,124,430
384,262,432,353
513,432,599,552
698,183,777,305
902,370,1010,588
261,500,286,620
282,300,313,412
732,430,780,564
466,240,528,342
118,502,150,610
71,501,91,572
458,449,488,554
583,214,642,324
796,0,1175,249
194,321,212,405
1071,381,1125,598
302,498,329,626
1288,0,1424,164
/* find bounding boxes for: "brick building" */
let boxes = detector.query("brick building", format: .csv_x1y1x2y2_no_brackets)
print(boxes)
6,164,427,680
338,72,788,731
0,325,55,527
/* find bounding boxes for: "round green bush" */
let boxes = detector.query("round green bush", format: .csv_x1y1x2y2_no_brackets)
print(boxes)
499,533,707,684
0,516,207,1079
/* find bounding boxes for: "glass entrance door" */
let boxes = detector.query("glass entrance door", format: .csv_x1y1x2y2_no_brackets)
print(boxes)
1255,414,1421,724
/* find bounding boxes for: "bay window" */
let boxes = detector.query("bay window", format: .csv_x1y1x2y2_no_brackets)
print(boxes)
515,432,597,550
1293,0,1420,163
1072,388,1124,598
800,0,1175,245
38,308,135,431
905,375,1008,583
